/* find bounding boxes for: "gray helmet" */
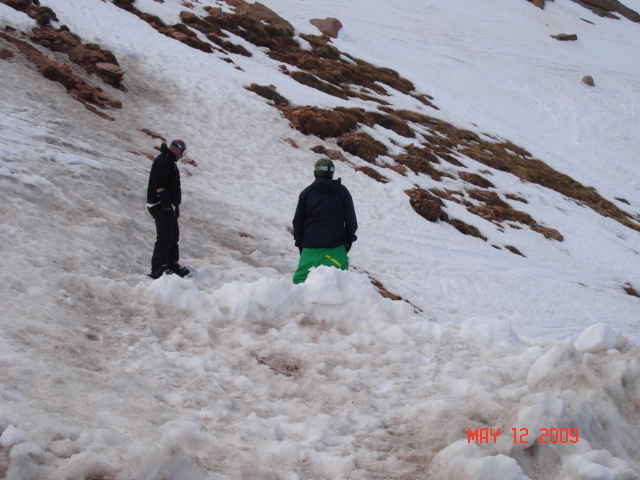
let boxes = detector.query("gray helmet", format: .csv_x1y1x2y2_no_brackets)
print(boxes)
314,158,335,178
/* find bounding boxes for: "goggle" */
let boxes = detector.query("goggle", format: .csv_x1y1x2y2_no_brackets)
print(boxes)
171,141,187,156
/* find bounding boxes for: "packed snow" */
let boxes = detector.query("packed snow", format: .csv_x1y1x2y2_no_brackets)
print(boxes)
0,0,639,478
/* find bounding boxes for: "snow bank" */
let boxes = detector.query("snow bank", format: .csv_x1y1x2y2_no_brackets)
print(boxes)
2,267,638,478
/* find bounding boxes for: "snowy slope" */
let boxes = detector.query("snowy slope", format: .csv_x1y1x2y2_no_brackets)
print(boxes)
0,0,639,478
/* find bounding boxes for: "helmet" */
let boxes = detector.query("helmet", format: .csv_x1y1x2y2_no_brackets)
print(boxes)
314,158,335,178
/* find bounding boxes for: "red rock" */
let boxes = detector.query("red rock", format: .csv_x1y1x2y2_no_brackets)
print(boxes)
309,17,343,38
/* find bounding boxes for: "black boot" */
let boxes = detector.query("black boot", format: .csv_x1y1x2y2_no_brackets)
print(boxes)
170,264,190,277
148,264,173,279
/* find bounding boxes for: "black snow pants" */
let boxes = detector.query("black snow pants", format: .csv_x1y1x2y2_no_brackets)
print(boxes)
149,205,179,273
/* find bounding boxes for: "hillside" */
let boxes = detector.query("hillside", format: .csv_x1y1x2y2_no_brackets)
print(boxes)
1,0,640,478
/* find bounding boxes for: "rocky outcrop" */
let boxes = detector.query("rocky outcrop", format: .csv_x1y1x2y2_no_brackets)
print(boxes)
278,106,359,138
28,26,125,88
448,219,488,241
405,188,449,222
337,132,388,163
246,83,289,105
0,30,119,119
527,0,640,22
459,172,496,189
468,190,536,224
1,0,125,90
0,0,57,25
531,225,564,241
222,0,294,33
575,0,640,22
309,18,343,38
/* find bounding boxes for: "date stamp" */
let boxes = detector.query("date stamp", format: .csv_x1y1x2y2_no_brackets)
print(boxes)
468,427,579,444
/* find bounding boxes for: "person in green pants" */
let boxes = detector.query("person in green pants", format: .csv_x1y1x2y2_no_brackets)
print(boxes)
292,158,358,284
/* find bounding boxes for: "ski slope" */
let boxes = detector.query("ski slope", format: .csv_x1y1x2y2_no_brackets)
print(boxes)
1,0,639,478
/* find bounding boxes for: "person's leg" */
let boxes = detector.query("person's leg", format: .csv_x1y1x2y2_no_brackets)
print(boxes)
293,246,349,284
151,209,175,273
321,245,349,271
293,249,314,284
168,215,180,268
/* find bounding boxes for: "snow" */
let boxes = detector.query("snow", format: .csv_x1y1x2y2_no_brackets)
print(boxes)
0,0,639,478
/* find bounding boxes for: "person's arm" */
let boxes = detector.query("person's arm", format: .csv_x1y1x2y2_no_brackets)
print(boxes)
292,193,306,252
342,188,358,247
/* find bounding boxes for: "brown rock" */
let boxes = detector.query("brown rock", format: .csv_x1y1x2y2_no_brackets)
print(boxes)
389,165,407,175
95,62,125,84
139,129,165,140
582,75,595,86
531,225,564,241
355,166,389,184
551,33,578,41
0,48,14,59
94,61,123,74
3,0,31,10
59,30,80,48
222,0,294,33
39,64,76,90
533,0,545,8
171,31,189,41
285,137,299,148
203,6,223,17
447,219,487,241
179,10,198,22
369,278,402,301
325,149,349,162
394,153,442,180
247,84,289,105
309,17,343,38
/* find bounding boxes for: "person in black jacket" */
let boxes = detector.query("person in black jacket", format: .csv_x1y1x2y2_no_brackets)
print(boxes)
146,140,190,278
292,158,358,284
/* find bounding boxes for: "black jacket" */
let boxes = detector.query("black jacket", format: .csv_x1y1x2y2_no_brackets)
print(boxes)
293,177,358,250
146,144,181,207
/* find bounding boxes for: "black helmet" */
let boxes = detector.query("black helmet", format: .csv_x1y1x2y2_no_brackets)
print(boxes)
314,158,335,178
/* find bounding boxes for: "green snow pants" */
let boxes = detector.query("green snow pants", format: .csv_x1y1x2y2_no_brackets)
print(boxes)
293,245,349,284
